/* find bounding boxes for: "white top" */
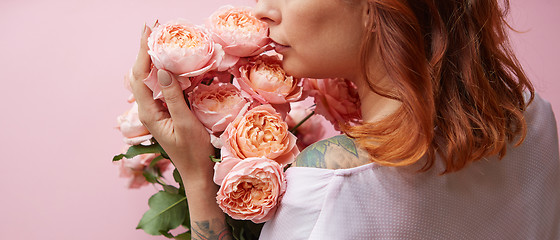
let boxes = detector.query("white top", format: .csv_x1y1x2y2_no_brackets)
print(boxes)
259,93,560,240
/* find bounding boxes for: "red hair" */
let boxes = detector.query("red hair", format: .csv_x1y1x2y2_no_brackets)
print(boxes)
343,0,534,174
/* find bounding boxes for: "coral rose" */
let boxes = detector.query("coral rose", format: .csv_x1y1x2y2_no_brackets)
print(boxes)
145,20,238,99
220,104,299,166
116,102,152,145
304,78,362,130
148,20,221,76
189,82,250,134
237,55,303,105
216,158,286,223
208,6,270,57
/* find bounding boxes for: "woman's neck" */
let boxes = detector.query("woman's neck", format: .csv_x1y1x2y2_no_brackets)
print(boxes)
352,75,402,124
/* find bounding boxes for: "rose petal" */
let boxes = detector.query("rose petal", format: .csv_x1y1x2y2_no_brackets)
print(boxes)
213,156,242,185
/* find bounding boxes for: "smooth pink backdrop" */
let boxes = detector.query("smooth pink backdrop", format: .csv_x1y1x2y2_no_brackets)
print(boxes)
0,0,558,239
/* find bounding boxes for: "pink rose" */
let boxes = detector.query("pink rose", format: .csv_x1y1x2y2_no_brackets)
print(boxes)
148,20,221,76
216,158,286,223
116,102,152,145
208,6,270,57
189,82,250,134
220,104,299,166
145,20,238,99
237,55,303,105
304,78,362,130
286,102,326,150
118,153,171,189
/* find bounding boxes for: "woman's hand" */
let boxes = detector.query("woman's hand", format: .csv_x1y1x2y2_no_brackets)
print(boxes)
127,23,232,240
129,24,215,184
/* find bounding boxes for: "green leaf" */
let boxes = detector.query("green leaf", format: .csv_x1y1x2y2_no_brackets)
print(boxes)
160,231,174,238
244,221,264,238
226,216,244,240
163,185,179,195
173,168,182,184
173,168,185,195
113,144,163,162
226,216,264,240
171,169,189,228
239,228,246,240
174,232,191,240
137,191,188,236
149,155,165,168
156,143,170,159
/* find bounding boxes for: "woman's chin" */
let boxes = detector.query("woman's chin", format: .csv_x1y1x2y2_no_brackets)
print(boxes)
281,57,343,79
281,59,312,78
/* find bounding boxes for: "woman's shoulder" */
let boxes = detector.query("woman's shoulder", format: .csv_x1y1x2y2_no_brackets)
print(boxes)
293,134,372,169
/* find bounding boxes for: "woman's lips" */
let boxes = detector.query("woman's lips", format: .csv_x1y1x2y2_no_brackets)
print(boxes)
271,41,290,53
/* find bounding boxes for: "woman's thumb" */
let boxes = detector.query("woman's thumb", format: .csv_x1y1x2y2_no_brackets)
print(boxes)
157,69,191,121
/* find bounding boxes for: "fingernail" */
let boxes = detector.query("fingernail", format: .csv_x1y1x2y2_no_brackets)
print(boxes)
158,69,172,87
141,23,147,36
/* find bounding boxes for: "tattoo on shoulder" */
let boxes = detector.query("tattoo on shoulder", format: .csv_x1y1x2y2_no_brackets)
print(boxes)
295,135,369,169
191,218,232,240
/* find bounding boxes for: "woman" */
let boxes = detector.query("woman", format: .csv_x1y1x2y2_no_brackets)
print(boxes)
129,0,560,239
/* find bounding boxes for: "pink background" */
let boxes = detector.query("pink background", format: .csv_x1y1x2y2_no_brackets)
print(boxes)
0,0,558,239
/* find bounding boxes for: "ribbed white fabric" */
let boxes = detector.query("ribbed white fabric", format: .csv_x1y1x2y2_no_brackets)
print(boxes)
259,93,560,240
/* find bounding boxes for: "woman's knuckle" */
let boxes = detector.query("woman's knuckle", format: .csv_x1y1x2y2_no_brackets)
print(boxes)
166,95,186,107
132,68,146,80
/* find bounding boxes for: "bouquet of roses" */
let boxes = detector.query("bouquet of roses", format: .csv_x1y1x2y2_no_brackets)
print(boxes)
113,5,361,240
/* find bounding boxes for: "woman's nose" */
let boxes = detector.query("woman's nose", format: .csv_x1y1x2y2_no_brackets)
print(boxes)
252,0,281,25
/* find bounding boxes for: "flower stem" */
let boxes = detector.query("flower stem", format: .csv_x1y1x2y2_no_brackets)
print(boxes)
290,111,315,134
156,177,167,186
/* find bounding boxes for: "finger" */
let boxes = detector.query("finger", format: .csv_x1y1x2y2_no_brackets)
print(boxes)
157,69,195,124
129,25,157,107
129,25,164,127
132,24,152,80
